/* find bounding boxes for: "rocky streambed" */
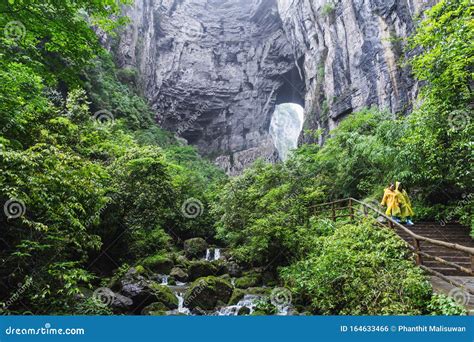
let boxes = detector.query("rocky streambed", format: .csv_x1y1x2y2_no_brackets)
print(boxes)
96,238,296,316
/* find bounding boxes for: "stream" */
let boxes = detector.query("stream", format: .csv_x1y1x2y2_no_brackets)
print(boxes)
153,248,292,316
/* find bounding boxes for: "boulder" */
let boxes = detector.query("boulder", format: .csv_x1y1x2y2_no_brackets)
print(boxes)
238,306,251,315
142,302,169,316
188,260,218,281
184,276,233,310
142,254,173,274
110,292,134,313
170,267,188,282
119,269,177,312
175,255,190,268
234,271,262,289
148,283,179,310
228,288,245,305
184,238,208,259
120,270,154,311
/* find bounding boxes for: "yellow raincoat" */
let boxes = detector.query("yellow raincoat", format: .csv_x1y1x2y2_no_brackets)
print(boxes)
395,182,414,218
381,187,401,216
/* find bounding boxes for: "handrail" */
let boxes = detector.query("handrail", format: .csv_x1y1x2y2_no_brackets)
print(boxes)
310,198,474,255
309,197,474,289
349,198,474,255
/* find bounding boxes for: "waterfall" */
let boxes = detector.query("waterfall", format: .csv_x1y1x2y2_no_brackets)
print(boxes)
269,103,304,161
158,274,169,285
205,248,222,261
176,292,190,315
216,294,261,316
166,292,191,315
214,248,221,260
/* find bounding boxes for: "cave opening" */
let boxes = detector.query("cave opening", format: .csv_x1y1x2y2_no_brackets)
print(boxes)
270,103,304,162
270,57,306,162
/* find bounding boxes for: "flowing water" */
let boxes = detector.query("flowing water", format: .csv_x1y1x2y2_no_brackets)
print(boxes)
157,274,169,285
154,246,294,316
205,248,221,261
215,294,261,316
214,248,221,260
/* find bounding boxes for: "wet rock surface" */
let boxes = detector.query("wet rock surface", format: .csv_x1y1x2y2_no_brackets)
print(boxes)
277,0,436,144
114,0,298,174
106,247,294,315
184,276,233,310
113,0,435,174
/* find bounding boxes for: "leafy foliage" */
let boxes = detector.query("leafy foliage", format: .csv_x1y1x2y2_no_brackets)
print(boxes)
427,294,467,316
0,0,225,314
214,160,324,266
281,221,432,315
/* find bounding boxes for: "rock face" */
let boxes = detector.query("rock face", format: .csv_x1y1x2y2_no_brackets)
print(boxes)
118,268,178,312
184,276,233,310
114,0,303,174
113,0,436,173
277,0,436,144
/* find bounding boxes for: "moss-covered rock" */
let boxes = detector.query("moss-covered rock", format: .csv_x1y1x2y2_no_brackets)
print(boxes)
135,265,146,274
228,288,246,305
119,268,161,312
149,283,179,309
142,302,169,315
238,306,251,315
184,276,233,310
188,260,218,281
142,254,174,274
228,287,271,306
170,267,188,282
246,287,272,295
234,271,261,288
184,238,208,259
219,274,231,282
175,255,191,269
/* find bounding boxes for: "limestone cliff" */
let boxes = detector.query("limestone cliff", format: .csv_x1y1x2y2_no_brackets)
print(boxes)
277,0,436,144
113,0,436,174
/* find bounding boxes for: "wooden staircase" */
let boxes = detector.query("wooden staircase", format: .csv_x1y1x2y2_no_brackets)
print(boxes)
395,222,474,276
311,198,474,296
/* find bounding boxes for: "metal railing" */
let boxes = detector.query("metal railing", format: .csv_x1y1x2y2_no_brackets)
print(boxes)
310,198,474,295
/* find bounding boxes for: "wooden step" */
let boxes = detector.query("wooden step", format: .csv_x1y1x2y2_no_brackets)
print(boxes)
399,222,473,277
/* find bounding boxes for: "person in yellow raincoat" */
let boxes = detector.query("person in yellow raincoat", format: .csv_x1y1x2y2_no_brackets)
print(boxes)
380,183,401,221
395,181,414,225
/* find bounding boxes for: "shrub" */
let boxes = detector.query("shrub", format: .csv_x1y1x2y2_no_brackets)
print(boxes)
281,221,432,315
